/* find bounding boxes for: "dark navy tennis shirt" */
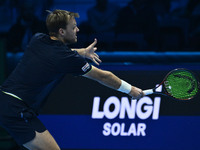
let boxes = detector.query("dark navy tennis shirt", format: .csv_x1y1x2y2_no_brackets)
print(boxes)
1,33,92,111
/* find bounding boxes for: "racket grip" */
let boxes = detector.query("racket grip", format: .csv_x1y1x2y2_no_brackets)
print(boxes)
143,89,154,95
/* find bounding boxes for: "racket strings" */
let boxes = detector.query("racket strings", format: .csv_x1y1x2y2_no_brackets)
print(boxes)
173,74,195,94
164,70,198,100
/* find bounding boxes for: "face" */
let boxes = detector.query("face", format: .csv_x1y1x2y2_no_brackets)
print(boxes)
60,17,79,44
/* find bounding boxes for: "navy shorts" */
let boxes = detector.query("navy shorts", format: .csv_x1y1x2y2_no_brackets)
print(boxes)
0,91,46,145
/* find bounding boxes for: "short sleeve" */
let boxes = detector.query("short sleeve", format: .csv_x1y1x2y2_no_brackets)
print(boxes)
54,50,92,75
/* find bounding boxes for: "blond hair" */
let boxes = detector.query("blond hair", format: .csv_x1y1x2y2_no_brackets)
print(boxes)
46,9,79,36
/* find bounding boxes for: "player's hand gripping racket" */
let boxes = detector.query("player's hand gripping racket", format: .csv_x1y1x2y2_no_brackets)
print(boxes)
143,68,199,100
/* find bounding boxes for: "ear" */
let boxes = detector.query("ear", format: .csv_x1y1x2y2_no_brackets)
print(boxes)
58,28,65,36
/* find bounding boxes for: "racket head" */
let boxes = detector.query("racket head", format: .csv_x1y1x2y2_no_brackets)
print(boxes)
162,68,199,100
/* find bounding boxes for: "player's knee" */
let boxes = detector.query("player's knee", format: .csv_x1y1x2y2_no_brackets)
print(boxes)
23,130,61,150
23,143,61,150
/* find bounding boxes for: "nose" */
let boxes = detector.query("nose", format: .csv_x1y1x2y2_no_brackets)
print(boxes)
76,27,79,32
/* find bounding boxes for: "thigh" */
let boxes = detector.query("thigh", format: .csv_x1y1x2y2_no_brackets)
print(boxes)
0,91,47,146
23,130,60,150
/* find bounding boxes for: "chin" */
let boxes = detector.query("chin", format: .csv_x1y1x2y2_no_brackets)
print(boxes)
72,38,78,43
71,40,77,44
65,39,77,45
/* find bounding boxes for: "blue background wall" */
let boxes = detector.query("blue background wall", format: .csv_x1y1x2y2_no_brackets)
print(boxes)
0,0,200,149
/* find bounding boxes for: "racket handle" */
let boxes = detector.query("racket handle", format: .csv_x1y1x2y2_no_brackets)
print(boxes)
143,89,154,95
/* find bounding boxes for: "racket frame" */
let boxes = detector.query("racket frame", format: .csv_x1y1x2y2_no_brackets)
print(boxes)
144,68,200,100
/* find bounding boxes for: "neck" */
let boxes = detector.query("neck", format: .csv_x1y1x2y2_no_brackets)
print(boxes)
50,36,59,41
50,36,68,44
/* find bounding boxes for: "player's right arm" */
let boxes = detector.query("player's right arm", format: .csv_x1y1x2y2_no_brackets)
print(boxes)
83,65,144,99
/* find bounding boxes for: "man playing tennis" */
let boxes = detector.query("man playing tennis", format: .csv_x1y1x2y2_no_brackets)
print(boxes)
0,9,144,150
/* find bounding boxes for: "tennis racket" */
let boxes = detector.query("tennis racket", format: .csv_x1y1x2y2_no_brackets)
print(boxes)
143,68,199,100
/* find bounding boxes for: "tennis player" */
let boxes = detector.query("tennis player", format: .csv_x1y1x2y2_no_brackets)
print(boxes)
0,9,144,150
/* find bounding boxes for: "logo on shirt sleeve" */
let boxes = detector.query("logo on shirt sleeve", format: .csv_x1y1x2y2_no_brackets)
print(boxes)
82,63,90,72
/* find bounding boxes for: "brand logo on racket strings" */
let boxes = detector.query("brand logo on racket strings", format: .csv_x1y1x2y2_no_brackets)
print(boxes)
91,86,162,136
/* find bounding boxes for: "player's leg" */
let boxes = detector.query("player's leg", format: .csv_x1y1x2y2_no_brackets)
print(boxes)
23,130,60,150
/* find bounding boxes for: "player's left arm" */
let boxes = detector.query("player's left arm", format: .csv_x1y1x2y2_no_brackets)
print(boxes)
72,39,101,65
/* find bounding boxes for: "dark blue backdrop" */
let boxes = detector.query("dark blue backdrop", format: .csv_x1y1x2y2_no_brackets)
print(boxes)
38,63,200,150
